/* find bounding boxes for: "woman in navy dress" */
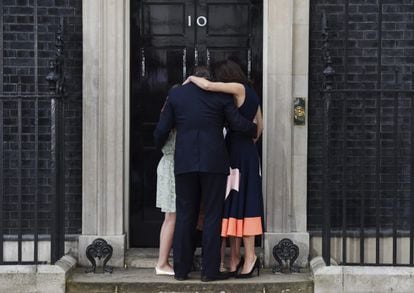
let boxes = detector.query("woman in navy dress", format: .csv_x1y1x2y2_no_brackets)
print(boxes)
184,60,264,278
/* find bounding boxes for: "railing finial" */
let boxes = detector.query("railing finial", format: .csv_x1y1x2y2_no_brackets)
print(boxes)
321,11,335,91
46,18,65,95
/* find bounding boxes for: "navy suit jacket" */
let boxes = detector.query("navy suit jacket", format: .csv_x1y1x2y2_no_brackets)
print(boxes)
154,83,257,175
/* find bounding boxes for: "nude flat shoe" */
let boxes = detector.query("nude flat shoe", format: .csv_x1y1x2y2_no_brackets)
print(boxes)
155,267,175,276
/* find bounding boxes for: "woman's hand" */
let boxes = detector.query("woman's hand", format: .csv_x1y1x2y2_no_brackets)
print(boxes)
252,106,263,143
160,97,168,112
182,76,192,85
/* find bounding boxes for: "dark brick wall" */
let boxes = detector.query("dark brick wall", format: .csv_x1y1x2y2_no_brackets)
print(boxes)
308,0,414,232
1,0,82,235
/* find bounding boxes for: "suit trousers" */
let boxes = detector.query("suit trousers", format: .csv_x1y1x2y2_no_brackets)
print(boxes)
173,172,226,278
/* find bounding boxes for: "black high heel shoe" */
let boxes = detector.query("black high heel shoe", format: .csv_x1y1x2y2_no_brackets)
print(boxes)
236,257,260,279
228,257,244,277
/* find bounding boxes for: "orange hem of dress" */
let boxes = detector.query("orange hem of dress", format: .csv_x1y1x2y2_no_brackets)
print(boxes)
221,217,263,237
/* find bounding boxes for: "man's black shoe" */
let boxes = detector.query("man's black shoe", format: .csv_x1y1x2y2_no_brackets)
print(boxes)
201,272,229,282
174,275,189,281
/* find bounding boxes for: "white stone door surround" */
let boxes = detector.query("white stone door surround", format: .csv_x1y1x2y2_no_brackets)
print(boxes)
262,0,310,268
80,0,310,268
79,0,130,267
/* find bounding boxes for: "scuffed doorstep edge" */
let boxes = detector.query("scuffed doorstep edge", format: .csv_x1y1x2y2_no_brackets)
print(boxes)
0,254,77,293
310,256,414,293
55,254,77,274
310,256,343,293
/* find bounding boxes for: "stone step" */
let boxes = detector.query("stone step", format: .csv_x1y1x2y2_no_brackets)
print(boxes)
125,248,264,269
125,248,162,268
67,267,314,293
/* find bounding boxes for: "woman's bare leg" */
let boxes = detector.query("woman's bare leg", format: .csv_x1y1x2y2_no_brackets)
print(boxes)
240,236,256,274
229,236,242,271
156,212,176,271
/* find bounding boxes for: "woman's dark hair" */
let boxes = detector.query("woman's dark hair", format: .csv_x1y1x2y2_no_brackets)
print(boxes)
211,59,248,84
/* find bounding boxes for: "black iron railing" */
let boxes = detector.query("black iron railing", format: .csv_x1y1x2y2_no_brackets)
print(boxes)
0,94,65,264
320,8,414,266
0,16,66,265
321,89,414,266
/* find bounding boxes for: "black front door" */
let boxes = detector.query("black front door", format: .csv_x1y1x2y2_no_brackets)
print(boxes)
130,0,263,247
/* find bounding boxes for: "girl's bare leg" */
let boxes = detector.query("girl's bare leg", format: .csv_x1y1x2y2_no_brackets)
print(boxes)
156,212,176,271
220,238,227,272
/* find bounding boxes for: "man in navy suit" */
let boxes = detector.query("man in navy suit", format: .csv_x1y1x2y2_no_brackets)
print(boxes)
154,69,257,281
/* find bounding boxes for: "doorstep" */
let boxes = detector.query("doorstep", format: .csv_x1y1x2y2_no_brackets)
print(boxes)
125,247,265,269
66,267,314,293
